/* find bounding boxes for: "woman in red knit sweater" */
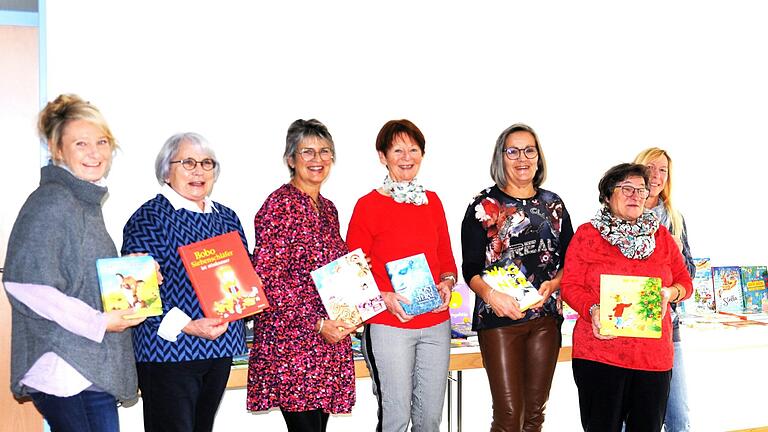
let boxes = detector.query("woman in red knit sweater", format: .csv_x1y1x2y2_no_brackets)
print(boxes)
347,119,457,432
561,163,693,432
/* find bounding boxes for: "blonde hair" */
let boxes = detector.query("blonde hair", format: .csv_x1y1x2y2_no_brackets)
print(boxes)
633,147,683,241
38,94,118,161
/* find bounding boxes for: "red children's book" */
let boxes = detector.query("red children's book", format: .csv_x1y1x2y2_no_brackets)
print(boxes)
178,231,269,322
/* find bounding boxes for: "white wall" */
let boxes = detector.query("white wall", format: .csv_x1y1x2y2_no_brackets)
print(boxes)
6,1,768,430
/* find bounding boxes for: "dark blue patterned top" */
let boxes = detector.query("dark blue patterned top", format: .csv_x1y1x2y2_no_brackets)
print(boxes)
122,194,246,362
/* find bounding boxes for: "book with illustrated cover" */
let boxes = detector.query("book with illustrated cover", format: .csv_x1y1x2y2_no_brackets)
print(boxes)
599,274,662,339
739,266,768,313
450,282,475,338
385,253,442,316
481,258,543,313
310,248,386,326
96,255,163,319
688,258,716,314
178,231,269,322
712,266,745,313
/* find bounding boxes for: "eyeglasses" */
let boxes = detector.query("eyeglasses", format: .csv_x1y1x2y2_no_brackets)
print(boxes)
297,148,334,161
504,146,538,160
170,158,217,171
614,185,650,199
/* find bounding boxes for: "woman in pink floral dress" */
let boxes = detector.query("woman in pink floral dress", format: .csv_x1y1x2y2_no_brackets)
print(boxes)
247,119,356,432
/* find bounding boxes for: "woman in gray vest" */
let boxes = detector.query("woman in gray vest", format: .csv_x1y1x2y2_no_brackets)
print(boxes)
3,94,145,432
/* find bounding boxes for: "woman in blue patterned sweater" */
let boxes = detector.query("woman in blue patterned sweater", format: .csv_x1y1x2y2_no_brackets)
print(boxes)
122,132,253,432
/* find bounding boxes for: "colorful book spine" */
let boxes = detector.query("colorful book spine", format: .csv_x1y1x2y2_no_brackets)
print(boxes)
385,253,442,316
96,255,163,319
177,231,269,322
599,274,662,339
712,266,745,313
310,248,386,326
739,266,768,313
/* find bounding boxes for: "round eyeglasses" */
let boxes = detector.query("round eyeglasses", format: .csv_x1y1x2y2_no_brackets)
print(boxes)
170,158,217,171
504,146,538,160
614,185,650,199
297,148,334,161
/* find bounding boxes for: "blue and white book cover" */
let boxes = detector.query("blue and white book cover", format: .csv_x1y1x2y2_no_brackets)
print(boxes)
385,253,441,316
712,266,745,313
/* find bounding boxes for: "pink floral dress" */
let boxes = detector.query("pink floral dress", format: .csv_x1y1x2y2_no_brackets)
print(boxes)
246,184,355,413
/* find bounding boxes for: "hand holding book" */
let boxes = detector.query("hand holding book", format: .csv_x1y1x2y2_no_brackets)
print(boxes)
380,291,414,323
104,308,147,332
317,318,357,344
182,317,229,341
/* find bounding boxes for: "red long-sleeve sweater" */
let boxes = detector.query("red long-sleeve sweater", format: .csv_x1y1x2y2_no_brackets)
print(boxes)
561,223,692,371
346,190,457,329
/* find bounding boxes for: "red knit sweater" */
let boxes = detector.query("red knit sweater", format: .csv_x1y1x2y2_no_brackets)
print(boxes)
346,190,457,329
561,223,693,371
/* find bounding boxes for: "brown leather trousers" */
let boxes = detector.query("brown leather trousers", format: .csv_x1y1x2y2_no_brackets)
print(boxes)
478,315,561,432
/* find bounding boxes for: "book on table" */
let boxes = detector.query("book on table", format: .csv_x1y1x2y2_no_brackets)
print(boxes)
481,257,543,312
599,274,662,339
712,266,745,313
739,265,768,313
310,248,386,326
177,231,269,323
385,252,442,316
96,255,163,319
687,257,716,314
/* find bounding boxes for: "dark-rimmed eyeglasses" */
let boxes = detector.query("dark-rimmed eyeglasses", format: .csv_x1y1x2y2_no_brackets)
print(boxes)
170,158,217,171
504,146,538,160
297,148,334,161
614,185,650,198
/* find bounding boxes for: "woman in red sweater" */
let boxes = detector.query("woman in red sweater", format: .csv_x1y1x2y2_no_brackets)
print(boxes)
347,119,457,432
561,163,693,432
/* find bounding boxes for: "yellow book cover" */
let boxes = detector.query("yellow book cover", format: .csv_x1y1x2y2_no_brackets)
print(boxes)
97,255,163,319
599,274,662,339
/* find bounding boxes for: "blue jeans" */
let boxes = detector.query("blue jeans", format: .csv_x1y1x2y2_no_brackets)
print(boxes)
664,341,690,431
363,321,451,432
31,390,119,432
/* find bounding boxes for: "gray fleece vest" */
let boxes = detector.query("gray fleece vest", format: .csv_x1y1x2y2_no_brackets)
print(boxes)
3,165,138,403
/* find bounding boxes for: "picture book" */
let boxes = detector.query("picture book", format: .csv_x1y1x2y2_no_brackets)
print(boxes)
178,231,269,322
599,274,662,339
96,255,163,319
481,258,543,313
739,266,768,313
385,253,442,316
310,248,386,326
712,266,745,313
688,258,716,314
449,282,475,338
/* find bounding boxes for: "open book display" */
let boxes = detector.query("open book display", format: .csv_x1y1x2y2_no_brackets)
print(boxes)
482,258,543,312
385,253,442,316
178,231,269,322
310,248,386,326
600,274,662,339
96,255,163,319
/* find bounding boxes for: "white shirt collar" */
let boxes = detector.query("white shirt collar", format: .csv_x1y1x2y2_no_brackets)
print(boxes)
160,183,215,213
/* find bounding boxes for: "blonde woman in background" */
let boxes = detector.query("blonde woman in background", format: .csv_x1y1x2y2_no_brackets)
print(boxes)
634,148,695,432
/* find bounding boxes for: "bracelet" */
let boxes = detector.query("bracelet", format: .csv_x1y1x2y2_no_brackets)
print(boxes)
672,285,683,303
589,303,599,317
441,274,457,287
317,318,325,334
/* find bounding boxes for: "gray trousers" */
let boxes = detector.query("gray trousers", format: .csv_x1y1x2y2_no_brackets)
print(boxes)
362,321,451,432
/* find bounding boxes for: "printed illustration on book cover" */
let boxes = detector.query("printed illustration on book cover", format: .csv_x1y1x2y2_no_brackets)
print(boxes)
599,274,662,339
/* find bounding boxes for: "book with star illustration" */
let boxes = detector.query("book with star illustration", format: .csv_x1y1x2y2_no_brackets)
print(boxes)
481,258,543,313
599,274,662,339
178,231,269,322
385,253,442,316
310,248,386,326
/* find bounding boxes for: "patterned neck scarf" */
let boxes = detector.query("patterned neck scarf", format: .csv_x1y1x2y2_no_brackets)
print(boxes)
590,205,659,260
382,175,428,206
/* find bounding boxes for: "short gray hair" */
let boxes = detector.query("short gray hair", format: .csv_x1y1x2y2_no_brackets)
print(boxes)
490,123,547,189
284,119,335,177
154,132,220,185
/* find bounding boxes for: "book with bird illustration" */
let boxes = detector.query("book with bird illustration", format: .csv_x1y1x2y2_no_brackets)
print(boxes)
96,255,163,319
599,274,662,338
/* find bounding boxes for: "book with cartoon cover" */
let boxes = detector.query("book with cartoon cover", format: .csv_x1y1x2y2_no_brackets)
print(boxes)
712,266,745,313
599,274,662,339
481,258,543,312
739,265,768,313
385,253,442,316
310,248,386,326
96,255,163,319
688,258,716,314
178,231,269,322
